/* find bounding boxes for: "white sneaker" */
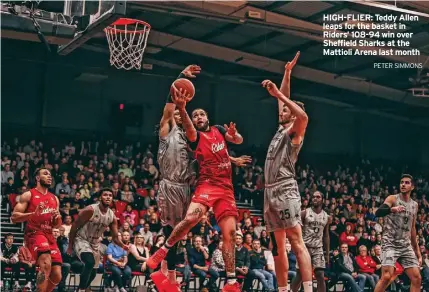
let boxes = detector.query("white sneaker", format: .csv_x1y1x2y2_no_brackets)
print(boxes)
119,288,127,292
13,282,21,290
24,282,32,289
0,281,3,289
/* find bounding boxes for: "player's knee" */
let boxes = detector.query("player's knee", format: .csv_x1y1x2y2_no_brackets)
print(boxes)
184,214,200,225
290,241,306,256
50,268,62,283
381,272,392,282
38,254,52,272
409,271,422,284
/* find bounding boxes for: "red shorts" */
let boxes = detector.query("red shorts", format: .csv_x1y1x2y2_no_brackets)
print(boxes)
192,184,238,222
25,231,62,264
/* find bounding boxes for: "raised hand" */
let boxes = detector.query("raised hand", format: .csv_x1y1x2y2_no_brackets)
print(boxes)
172,88,192,108
224,122,237,136
262,80,281,97
233,155,252,167
182,65,201,78
285,51,300,71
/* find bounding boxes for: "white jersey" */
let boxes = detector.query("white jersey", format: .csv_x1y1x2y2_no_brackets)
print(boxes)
76,204,115,250
302,208,329,248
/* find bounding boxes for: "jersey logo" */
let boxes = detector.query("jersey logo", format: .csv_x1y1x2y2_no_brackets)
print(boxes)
40,208,55,215
211,142,225,153
35,196,40,199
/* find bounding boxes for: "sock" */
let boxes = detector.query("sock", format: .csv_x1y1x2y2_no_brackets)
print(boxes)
167,270,177,284
279,287,288,292
165,241,173,249
303,281,312,292
161,260,168,276
162,244,172,251
226,272,237,285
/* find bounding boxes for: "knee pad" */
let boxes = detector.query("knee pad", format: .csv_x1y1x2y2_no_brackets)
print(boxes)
162,225,174,239
270,232,278,256
166,244,178,270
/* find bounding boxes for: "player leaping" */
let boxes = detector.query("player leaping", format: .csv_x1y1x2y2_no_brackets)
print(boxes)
262,51,313,292
374,174,421,292
147,92,244,292
291,191,330,292
12,168,63,292
66,188,129,292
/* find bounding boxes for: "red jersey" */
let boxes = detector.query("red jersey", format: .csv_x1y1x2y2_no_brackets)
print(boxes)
25,188,58,234
193,126,232,189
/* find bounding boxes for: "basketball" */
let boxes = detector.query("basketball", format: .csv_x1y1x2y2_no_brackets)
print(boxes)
170,78,195,102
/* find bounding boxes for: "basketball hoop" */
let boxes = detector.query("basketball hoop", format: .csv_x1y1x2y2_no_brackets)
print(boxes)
104,18,151,70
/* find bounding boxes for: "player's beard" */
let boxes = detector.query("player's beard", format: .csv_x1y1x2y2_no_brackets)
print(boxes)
196,120,209,131
101,200,111,208
39,180,51,188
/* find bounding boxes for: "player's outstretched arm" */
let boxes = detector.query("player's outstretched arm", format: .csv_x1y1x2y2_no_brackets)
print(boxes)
224,122,243,144
11,191,33,223
262,80,308,141
172,89,197,142
278,52,300,118
159,65,201,138
230,155,252,167
66,207,94,255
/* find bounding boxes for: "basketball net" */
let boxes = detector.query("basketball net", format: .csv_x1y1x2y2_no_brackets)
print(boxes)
104,18,151,71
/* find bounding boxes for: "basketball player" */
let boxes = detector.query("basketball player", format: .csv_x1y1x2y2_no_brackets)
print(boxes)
11,168,63,292
262,51,313,292
147,96,244,291
374,174,422,292
291,191,330,292
66,188,128,292
152,64,201,292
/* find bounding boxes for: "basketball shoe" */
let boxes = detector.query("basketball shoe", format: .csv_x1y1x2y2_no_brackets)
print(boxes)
222,282,241,292
147,247,168,269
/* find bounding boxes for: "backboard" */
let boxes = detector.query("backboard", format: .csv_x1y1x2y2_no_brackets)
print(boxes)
58,0,126,55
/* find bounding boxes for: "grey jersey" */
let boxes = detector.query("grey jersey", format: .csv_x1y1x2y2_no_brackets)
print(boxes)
382,195,418,248
158,125,191,183
76,204,115,249
302,208,329,248
264,126,303,186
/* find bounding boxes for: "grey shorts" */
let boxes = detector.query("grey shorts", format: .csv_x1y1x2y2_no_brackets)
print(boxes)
158,179,191,227
296,246,325,270
264,180,301,232
74,239,100,268
381,245,419,269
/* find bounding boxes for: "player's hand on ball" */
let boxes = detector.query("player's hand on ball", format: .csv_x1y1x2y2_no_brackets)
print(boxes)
224,122,237,136
172,88,191,108
262,80,281,97
285,51,300,71
34,202,45,216
391,205,406,213
182,65,201,78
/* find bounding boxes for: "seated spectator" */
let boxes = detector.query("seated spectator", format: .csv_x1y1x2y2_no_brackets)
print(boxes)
175,238,191,284
241,218,253,234
134,218,146,233
18,243,36,290
243,233,253,251
355,245,379,290
188,235,218,292
144,188,158,210
0,234,20,289
357,232,372,251
121,204,136,227
121,184,134,204
128,233,150,273
119,222,132,235
373,217,384,234
148,212,161,233
253,218,266,239
139,223,153,247
235,233,251,290
241,171,257,203
335,243,366,292
249,239,275,291
106,232,131,291
79,183,91,201
286,240,297,281
1,164,14,185
150,235,165,255
340,224,358,254
260,230,270,249
210,241,226,277
56,178,71,195
4,178,16,195
62,215,73,237
371,245,382,277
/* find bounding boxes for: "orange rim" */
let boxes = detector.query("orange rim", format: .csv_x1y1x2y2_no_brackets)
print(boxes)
104,18,151,34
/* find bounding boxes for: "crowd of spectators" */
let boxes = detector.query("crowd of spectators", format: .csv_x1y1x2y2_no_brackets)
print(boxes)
1,137,429,291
